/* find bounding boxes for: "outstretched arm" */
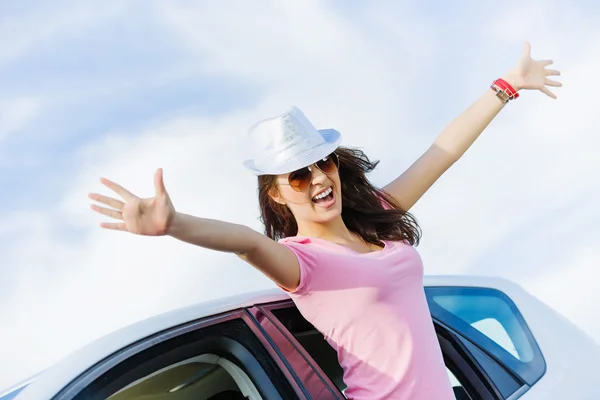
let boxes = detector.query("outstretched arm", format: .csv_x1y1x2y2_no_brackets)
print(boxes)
167,212,300,290
89,168,301,291
383,42,561,210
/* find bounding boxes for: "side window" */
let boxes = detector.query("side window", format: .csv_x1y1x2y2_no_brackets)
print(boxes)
55,315,299,400
426,287,546,396
106,355,255,400
431,289,533,361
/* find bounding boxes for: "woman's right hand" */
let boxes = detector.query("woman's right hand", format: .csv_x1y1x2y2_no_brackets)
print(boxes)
88,168,176,236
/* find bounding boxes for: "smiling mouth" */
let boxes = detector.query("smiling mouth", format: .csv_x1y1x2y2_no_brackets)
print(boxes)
312,187,334,204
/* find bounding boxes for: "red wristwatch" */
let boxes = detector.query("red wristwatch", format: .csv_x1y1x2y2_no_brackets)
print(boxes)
491,78,519,104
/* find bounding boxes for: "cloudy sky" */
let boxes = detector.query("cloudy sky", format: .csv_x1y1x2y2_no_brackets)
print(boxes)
1,0,599,390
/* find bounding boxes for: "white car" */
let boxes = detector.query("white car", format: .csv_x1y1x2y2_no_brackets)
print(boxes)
3,275,600,400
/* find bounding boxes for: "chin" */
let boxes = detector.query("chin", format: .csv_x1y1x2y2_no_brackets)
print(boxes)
315,207,342,223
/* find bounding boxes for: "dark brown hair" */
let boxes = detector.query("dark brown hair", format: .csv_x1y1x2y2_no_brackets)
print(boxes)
257,146,421,246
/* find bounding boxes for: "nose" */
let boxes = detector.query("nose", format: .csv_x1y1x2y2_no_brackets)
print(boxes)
310,166,328,186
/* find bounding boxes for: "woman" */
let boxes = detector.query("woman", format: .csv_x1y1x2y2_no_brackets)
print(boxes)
89,42,561,399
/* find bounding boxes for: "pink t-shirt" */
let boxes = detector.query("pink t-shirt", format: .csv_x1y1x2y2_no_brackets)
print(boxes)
279,236,454,400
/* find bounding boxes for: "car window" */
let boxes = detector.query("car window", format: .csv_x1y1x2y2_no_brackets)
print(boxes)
106,355,253,400
432,291,532,361
55,314,298,400
472,317,519,358
426,286,546,386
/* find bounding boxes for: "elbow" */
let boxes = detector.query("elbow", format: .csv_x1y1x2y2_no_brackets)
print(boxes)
236,230,264,260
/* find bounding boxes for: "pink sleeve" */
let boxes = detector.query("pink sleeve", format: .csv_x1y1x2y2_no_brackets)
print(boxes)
378,191,392,210
279,240,320,296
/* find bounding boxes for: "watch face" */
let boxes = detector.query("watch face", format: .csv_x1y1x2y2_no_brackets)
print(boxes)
496,90,509,103
491,84,510,103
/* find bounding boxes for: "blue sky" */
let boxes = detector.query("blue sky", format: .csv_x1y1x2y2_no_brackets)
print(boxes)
1,0,600,390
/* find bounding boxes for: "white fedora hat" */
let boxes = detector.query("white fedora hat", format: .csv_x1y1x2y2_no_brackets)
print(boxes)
243,106,342,176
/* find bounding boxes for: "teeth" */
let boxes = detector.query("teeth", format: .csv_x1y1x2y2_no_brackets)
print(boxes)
313,187,332,200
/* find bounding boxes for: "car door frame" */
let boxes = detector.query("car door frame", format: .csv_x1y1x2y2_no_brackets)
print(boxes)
49,309,307,400
248,302,345,399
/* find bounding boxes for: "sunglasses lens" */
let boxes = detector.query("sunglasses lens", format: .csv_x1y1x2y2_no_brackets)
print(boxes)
316,153,339,174
288,167,311,191
287,153,339,192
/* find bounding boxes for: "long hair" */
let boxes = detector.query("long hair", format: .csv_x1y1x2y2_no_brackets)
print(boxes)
257,147,421,246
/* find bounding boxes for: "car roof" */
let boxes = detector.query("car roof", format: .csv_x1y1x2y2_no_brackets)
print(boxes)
14,275,513,400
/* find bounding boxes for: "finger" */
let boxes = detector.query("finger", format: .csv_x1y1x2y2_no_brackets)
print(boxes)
545,79,562,87
100,178,135,200
523,41,531,58
541,86,557,99
545,69,561,76
90,204,124,220
88,193,125,210
154,168,167,196
539,59,553,67
100,222,128,231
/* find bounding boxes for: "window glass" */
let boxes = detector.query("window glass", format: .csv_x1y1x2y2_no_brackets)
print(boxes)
107,357,246,400
426,287,546,385
68,318,298,400
432,293,533,361
472,317,519,358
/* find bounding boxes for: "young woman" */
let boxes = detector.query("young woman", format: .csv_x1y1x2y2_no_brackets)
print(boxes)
89,42,561,399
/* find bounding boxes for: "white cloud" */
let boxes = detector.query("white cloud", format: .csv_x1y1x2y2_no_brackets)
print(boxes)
2,0,600,392
0,1,135,66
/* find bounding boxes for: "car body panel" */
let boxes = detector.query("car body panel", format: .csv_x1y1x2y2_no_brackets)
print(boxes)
11,275,600,400
0,374,38,400
11,289,287,400
427,276,600,399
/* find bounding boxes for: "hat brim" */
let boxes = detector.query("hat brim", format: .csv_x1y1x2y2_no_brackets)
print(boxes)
243,128,341,176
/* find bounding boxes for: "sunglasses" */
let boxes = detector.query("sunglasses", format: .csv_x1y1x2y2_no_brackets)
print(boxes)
281,152,340,192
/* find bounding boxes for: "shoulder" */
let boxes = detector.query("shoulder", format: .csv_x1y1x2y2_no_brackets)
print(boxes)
277,236,322,295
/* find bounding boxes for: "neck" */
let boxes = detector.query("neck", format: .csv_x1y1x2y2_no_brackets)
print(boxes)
296,216,356,243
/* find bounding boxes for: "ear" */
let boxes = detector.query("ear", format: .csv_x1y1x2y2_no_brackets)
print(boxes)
268,187,286,205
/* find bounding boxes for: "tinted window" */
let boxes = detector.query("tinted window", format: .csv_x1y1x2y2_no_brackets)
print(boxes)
106,357,249,400
426,287,546,385
58,317,298,400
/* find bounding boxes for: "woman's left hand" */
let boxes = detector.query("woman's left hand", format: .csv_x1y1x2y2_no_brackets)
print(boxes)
504,41,562,99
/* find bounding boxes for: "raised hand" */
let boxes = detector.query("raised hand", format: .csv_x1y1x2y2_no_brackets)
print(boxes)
88,168,175,236
506,41,562,99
